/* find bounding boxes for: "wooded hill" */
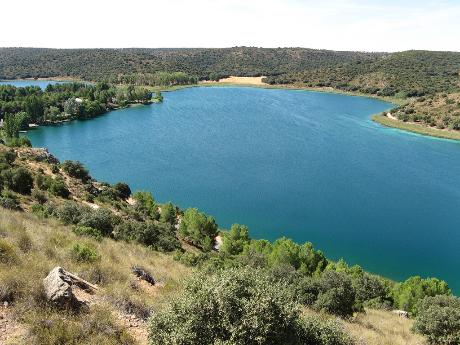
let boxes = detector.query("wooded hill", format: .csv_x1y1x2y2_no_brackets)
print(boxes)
0,47,381,82
1,47,459,98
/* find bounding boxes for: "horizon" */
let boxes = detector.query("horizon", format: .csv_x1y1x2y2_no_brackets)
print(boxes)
1,47,459,54
1,0,459,52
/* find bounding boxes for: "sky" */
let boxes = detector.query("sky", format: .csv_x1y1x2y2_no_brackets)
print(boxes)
1,0,459,52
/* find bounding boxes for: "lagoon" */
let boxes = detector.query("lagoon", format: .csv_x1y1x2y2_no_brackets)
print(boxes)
0,79,67,89
27,86,460,293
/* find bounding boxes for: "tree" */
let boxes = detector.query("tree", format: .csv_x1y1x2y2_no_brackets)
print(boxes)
159,202,177,224
132,191,159,220
220,223,250,256
24,95,44,122
412,295,460,344
3,113,20,138
179,208,218,251
392,276,451,315
149,268,353,345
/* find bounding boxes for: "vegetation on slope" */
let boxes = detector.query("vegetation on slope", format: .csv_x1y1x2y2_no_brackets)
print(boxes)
1,144,459,344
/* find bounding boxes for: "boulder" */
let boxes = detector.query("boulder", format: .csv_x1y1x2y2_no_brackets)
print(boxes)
43,267,80,309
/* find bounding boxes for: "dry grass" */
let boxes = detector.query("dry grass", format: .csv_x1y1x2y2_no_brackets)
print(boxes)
345,309,426,345
0,209,191,344
301,307,426,345
201,76,267,85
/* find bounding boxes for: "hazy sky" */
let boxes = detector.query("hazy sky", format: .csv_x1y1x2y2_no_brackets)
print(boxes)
1,0,459,52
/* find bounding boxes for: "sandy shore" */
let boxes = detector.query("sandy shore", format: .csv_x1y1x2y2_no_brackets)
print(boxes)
201,76,267,86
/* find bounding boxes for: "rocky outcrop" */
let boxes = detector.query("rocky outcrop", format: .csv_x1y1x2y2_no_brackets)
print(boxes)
43,267,80,309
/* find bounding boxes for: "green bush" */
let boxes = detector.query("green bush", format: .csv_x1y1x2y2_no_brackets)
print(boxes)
150,267,345,345
55,202,89,225
295,271,357,318
61,160,90,182
114,220,180,252
73,226,103,241
48,178,70,198
71,243,100,263
1,167,33,194
412,295,460,345
78,208,118,236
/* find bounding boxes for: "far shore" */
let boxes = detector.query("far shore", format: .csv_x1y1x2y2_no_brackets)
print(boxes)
6,76,460,141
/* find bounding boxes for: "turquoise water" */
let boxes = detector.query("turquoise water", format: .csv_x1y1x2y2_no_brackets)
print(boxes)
27,87,460,293
0,79,67,89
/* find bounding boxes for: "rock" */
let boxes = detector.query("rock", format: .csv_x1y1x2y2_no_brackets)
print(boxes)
392,309,409,318
43,267,80,309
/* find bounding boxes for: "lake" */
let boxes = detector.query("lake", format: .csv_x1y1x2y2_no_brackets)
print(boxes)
27,86,460,293
0,79,68,89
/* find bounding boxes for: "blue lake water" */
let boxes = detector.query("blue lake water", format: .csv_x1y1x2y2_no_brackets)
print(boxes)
0,79,67,89
27,86,460,293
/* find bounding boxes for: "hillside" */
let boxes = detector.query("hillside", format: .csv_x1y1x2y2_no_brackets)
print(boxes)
0,47,379,82
0,144,458,344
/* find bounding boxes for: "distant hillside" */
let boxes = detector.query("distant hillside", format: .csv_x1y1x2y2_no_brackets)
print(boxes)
0,47,381,81
266,50,460,97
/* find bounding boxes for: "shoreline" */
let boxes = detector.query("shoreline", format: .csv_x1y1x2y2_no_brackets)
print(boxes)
372,115,460,141
6,77,459,141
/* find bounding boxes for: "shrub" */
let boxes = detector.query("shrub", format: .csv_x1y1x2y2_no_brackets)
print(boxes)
412,295,460,344
150,268,307,345
179,208,217,251
73,226,103,241
353,273,389,305
113,182,131,199
71,243,100,263
114,220,180,252
78,208,118,236
0,239,18,265
313,271,356,318
0,195,20,210
55,202,89,225
2,167,33,194
0,150,16,164
32,188,48,204
61,160,90,182
48,178,70,198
